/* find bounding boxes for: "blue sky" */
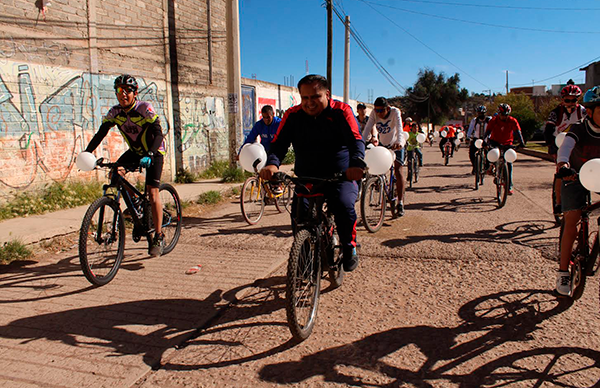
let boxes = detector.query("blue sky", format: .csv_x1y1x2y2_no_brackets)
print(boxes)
239,0,598,102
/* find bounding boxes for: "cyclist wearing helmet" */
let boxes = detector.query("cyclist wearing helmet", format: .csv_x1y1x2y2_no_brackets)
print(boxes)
544,84,586,217
554,85,600,296
84,74,166,257
467,105,492,174
484,103,525,195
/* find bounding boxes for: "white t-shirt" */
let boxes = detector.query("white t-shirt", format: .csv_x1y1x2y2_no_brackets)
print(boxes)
362,106,402,147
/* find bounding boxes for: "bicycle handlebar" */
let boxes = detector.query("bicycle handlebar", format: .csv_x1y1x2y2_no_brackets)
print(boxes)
95,157,144,172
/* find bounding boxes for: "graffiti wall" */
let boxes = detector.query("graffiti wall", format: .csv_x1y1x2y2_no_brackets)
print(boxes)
0,59,171,200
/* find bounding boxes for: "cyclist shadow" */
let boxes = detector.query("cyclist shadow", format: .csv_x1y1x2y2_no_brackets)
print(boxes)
0,275,290,370
409,184,478,195
258,290,591,387
406,196,498,213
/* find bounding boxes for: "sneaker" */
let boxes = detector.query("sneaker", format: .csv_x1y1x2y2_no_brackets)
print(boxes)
397,202,405,217
149,232,164,257
508,189,514,195
272,185,284,195
343,247,359,272
555,271,571,296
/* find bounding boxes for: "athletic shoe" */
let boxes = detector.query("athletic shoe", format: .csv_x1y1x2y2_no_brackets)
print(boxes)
397,202,405,217
149,232,164,257
508,189,514,195
555,271,571,296
343,247,359,272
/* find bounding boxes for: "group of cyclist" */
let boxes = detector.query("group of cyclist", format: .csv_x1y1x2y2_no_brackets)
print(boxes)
82,72,600,298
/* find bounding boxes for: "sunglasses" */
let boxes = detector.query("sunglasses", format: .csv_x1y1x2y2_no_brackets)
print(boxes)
116,86,135,94
563,98,577,103
374,108,386,113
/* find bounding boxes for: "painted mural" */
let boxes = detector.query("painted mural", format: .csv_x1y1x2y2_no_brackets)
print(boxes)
0,59,170,199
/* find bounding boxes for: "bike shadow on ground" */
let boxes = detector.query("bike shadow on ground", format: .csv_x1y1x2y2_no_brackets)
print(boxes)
406,195,499,213
381,219,557,251
258,290,598,387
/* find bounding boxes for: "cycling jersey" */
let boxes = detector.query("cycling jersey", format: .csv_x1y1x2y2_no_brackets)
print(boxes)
406,131,421,151
442,126,456,138
559,119,600,172
467,116,491,139
485,116,524,146
242,116,282,152
544,104,586,154
362,106,402,147
268,99,365,178
86,100,165,156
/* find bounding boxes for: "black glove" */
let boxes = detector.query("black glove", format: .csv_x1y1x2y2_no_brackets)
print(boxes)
556,166,577,179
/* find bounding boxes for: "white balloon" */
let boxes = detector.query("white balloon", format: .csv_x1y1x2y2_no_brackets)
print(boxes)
416,133,426,143
434,131,440,138
366,143,375,150
398,136,407,148
388,148,396,162
504,148,518,163
487,148,500,163
454,139,461,146
555,132,567,148
441,130,447,138
401,131,410,141
457,131,464,139
365,146,394,175
579,158,600,192
475,139,484,149
76,152,97,171
239,143,267,172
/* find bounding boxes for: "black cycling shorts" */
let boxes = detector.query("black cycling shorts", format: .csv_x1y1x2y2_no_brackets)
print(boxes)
117,150,164,188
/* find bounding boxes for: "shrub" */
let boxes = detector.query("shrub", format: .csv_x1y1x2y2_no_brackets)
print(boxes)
175,168,196,183
197,190,222,205
0,240,32,265
222,166,252,183
198,160,229,179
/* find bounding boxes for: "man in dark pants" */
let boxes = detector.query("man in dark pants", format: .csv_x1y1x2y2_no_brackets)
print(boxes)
259,74,365,272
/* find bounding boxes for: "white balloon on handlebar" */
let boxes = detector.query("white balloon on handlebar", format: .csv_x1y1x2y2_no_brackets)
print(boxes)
239,143,267,172
365,146,394,175
504,148,518,163
441,130,447,138
454,139,461,146
487,148,500,163
76,152,97,171
416,133,426,143
555,132,567,148
401,131,410,141
457,131,464,139
474,139,484,149
579,158,600,192
434,131,440,138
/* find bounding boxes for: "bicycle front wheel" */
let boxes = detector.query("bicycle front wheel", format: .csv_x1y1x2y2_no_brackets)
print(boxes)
360,176,385,233
240,176,265,225
286,229,321,341
79,197,125,286
496,163,509,208
552,175,562,225
475,153,482,190
274,181,293,213
159,183,182,254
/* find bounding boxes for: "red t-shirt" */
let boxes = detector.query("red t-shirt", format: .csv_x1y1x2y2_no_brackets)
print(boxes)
443,126,456,138
487,116,521,145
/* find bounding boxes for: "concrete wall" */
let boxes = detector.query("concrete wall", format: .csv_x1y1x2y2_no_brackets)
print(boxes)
0,0,231,200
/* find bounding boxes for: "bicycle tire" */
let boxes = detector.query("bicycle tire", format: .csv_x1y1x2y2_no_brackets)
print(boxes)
360,176,385,233
496,163,509,208
414,156,419,183
158,183,182,254
552,175,562,225
286,228,321,341
325,216,344,289
444,146,450,166
558,218,588,300
390,172,398,219
478,152,485,186
475,153,481,190
274,182,293,213
240,176,265,225
79,196,125,286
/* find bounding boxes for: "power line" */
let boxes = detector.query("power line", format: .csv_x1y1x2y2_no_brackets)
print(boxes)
506,55,600,89
357,0,491,90
361,0,600,34
368,0,596,11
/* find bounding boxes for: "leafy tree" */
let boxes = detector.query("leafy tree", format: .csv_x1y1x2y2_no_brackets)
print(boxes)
395,68,468,126
487,93,542,142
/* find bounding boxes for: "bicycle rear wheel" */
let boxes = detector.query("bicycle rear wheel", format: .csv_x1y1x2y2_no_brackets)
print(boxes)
240,176,265,225
496,163,509,208
159,183,182,254
552,175,562,225
79,197,125,286
360,176,385,233
407,157,414,189
286,228,321,341
444,147,450,166
414,156,420,183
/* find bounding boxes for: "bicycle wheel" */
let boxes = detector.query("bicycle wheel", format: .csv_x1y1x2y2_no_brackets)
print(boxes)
79,197,125,286
558,218,587,300
240,176,265,225
552,175,562,225
360,176,385,233
407,156,413,189
274,182,293,213
478,152,485,186
414,156,420,183
496,163,509,208
286,228,321,341
474,153,481,190
444,146,450,166
389,172,398,219
325,215,344,289
159,183,182,254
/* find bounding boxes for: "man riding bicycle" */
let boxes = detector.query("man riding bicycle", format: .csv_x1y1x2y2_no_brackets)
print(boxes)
361,97,406,216
544,83,586,216
84,74,166,257
554,85,600,296
439,125,457,158
259,74,366,272
484,103,525,195
467,105,491,175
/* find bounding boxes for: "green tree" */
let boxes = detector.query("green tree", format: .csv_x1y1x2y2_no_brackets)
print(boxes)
487,93,542,142
395,68,468,126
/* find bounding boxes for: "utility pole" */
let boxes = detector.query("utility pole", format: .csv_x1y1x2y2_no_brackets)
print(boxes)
226,0,242,167
506,70,509,94
326,0,332,90
343,15,350,103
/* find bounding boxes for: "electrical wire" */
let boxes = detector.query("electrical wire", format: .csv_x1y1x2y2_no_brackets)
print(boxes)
366,0,596,12
505,55,600,89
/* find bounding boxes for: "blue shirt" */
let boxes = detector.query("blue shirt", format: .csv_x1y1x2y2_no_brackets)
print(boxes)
242,116,282,152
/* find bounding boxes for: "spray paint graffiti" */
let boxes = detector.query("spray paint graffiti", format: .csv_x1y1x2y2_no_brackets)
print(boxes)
0,61,169,197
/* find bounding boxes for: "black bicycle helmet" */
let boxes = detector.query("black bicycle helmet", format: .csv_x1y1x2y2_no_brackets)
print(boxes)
114,74,138,91
476,105,487,114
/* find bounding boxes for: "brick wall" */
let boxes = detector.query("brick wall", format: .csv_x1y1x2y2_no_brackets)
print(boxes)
0,0,231,200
